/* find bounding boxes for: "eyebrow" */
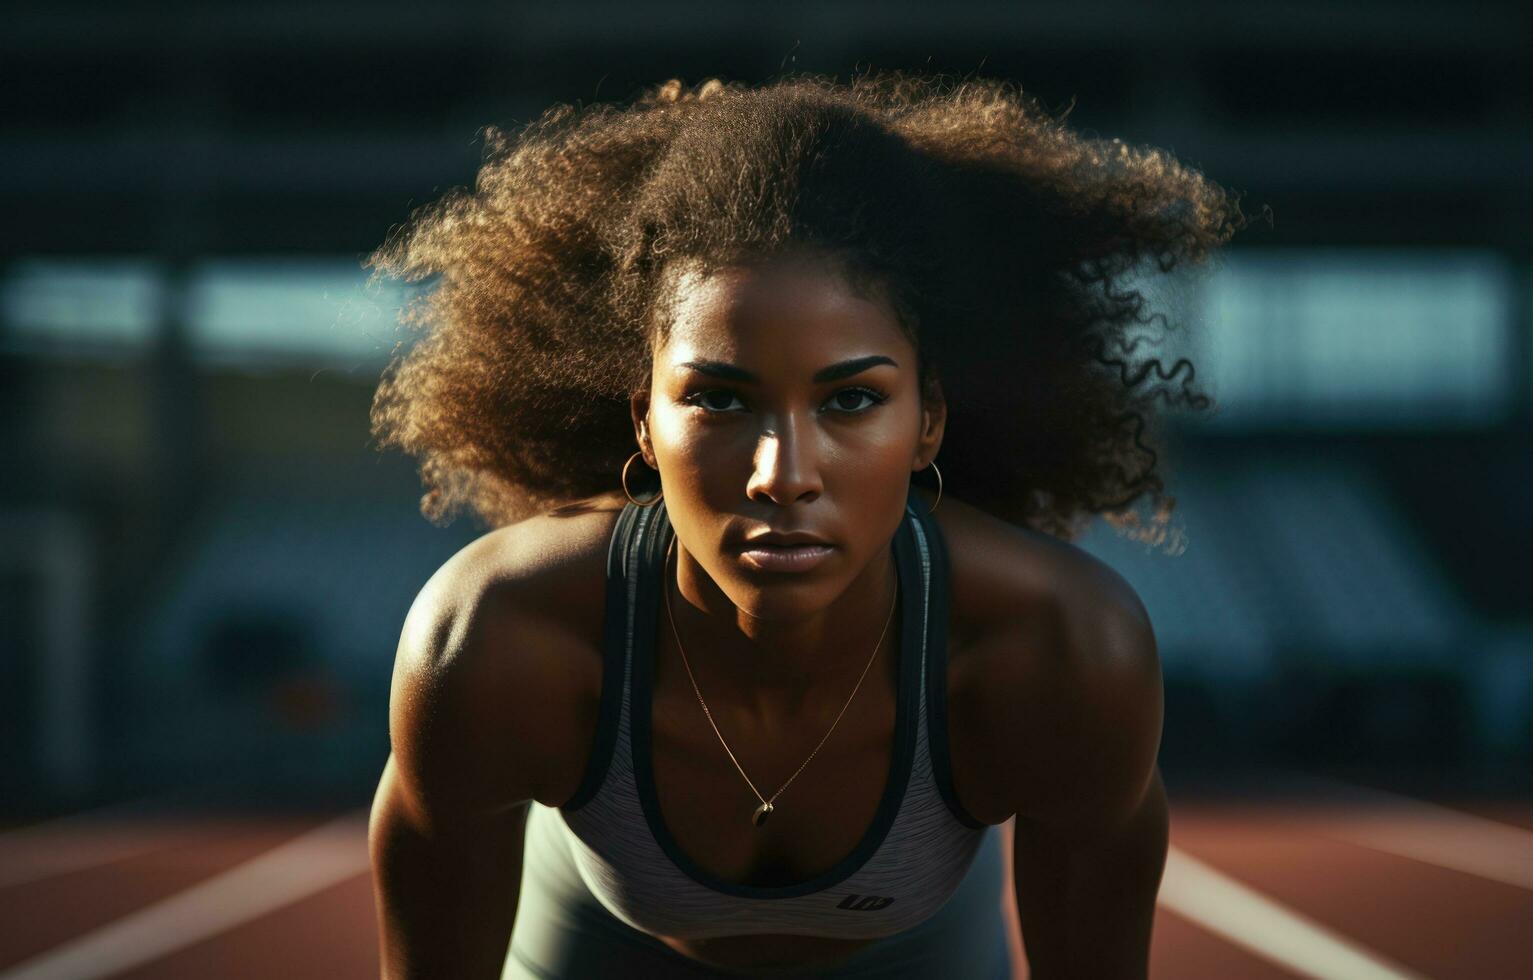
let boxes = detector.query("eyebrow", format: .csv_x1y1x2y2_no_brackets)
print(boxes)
677,355,898,384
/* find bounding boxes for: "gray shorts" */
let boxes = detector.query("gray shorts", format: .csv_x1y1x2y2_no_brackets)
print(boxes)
504,803,1013,979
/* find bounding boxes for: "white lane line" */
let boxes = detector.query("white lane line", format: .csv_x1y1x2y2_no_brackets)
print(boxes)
1158,846,1432,980
1292,777,1533,892
0,811,370,980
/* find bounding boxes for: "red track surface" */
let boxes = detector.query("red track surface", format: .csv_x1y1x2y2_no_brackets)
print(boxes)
1,795,1528,979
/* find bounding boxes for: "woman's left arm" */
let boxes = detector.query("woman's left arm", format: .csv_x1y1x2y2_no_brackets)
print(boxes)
1011,766,1169,979
985,569,1168,979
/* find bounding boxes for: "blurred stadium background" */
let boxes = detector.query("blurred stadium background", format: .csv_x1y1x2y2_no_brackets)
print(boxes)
1,1,1530,977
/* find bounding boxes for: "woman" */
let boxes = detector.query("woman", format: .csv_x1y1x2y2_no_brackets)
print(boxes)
367,73,1244,978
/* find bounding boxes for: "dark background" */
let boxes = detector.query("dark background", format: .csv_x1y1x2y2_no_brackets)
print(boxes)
3,0,1531,817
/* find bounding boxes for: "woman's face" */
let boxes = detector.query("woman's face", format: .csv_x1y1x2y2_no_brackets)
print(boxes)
632,254,944,622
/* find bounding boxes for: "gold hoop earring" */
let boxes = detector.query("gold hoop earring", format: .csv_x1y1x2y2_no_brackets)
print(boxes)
622,451,663,507
924,460,942,514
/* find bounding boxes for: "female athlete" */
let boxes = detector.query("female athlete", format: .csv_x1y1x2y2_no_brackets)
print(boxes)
366,72,1244,978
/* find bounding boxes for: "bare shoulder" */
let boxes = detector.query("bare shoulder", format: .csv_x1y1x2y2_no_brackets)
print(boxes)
916,490,1145,638
388,493,627,822
923,492,1162,832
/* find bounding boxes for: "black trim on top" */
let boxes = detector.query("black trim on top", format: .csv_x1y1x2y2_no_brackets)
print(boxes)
631,498,921,899
560,502,641,814
908,495,990,830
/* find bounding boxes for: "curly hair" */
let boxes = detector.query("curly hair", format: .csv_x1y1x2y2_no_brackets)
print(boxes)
368,71,1248,543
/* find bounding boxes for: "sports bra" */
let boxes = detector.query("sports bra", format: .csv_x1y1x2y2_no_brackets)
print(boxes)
554,487,991,941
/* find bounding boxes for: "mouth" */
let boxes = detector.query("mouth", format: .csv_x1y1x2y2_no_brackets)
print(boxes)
732,541,836,573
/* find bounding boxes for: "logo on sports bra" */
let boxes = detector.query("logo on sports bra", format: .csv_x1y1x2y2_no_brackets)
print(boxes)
836,894,896,911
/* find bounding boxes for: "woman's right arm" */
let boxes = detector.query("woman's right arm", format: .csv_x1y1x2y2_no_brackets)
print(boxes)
370,756,528,979
369,545,585,979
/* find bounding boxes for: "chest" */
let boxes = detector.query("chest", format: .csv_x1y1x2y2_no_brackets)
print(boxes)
648,694,898,886
646,625,1011,888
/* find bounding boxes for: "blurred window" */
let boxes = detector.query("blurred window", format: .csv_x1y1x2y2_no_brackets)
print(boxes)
0,258,161,356
183,259,416,369
1196,249,1515,427
1,256,415,369
186,258,410,368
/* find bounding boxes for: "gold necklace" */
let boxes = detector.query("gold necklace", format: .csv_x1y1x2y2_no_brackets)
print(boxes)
661,536,898,827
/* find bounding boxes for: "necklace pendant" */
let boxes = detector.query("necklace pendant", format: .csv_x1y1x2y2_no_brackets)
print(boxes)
752,802,774,827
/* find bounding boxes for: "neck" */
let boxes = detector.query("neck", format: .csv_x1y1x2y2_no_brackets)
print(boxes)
663,534,900,725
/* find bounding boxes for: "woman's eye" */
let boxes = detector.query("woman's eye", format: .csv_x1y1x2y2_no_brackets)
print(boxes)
683,387,887,415
688,389,745,413
826,388,885,413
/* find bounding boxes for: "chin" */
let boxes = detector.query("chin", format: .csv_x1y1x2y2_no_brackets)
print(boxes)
722,577,836,621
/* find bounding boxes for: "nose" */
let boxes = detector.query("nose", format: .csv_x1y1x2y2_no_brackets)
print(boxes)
745,415,822,506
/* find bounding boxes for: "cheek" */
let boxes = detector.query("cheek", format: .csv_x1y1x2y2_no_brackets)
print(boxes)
652,414,722,478
649,403,708,459
650,415,745,515
824,424,916,474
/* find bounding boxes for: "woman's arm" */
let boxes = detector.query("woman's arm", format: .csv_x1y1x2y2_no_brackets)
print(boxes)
1012,766,1169,979
979,555,1167,979
370,539,589,979
370,756,529,979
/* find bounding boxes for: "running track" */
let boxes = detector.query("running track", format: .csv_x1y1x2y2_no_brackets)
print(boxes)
0,776,1527,979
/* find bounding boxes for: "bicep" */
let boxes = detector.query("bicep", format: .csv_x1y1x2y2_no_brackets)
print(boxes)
386,566,577,825
370,752,530,980
1058,613,1163,840
999,584,1164,843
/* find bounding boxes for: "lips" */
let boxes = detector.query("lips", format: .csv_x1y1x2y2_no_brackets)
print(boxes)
726,525,837,573
742,531,832,547
735,541,836,573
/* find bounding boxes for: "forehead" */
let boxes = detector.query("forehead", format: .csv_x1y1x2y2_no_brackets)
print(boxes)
658,259,912,368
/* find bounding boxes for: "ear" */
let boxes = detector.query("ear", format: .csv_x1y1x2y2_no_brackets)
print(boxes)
629,387,656,467
914,377,946,471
